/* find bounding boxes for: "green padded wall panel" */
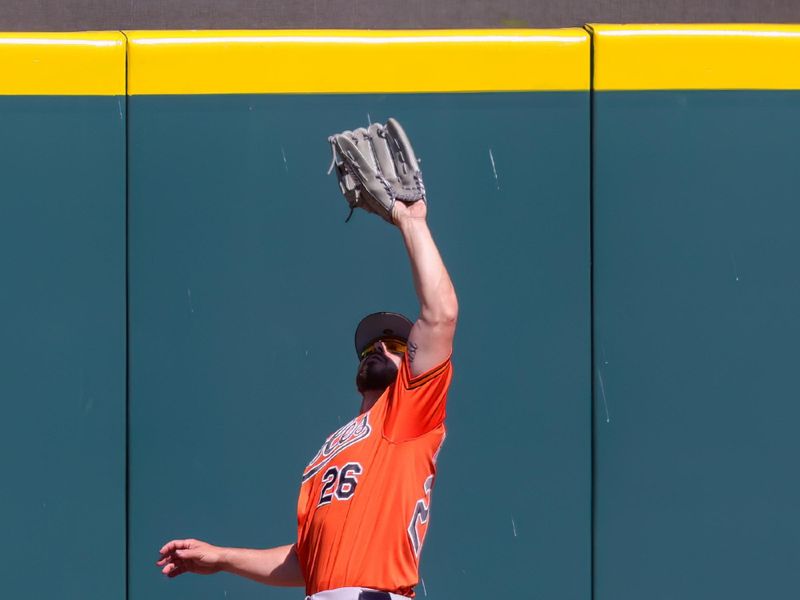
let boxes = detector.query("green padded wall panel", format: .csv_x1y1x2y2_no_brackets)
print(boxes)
593,90,800,600
0,96,126,598
129,92,590,599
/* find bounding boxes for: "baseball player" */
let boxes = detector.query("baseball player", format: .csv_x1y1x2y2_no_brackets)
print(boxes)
157,119,457,600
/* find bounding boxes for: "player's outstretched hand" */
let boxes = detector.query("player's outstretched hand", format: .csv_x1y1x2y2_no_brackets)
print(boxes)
157,538,226,577
391,198,427,227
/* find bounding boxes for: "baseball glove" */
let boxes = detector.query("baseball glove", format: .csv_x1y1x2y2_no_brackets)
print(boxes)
327,118,426,223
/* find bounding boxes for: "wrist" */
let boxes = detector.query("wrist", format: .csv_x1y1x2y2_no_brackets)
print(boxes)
217,546,234,571
395,213,427,234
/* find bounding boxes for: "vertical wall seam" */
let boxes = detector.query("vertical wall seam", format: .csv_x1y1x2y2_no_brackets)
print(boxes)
583,22,597,600
119,28,130,600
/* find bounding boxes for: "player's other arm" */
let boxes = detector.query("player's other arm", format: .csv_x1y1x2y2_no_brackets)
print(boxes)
157,538,304,587
393,201,458,377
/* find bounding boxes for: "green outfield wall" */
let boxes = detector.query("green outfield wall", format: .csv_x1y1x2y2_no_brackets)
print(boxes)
590,25,800,600
125,30,591,600
0,33,127,599
1,26,798,600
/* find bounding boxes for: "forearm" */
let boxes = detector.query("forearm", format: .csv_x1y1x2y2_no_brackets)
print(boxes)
222,544,304,587
398,218,458,324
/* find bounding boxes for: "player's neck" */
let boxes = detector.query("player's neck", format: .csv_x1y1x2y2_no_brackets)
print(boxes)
359,390,383,414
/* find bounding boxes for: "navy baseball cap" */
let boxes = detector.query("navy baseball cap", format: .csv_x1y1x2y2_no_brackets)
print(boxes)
354,312,413,358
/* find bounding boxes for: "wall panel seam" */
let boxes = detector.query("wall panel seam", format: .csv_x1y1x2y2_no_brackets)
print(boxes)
119,28,130,600
583,21,597,600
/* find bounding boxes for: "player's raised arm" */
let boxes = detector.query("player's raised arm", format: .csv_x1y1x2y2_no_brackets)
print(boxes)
328,118,457,377
157,538,304,587
392,200,457,376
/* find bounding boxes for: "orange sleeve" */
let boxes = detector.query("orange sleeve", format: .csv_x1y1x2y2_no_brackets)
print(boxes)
383,353,453,442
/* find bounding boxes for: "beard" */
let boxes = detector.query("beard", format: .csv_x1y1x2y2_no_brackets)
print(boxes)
356,353,399,393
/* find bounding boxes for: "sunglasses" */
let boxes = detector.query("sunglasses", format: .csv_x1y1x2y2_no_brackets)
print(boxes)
359,338,408,359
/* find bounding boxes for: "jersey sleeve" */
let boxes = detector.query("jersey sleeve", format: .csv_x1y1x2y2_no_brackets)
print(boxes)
383,353,453,442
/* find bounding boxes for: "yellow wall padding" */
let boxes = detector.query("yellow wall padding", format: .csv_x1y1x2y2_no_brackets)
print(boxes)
0,32,126,95
124,29,590,95
590,24,800,90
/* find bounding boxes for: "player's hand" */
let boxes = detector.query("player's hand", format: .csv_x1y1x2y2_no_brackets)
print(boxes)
157,538,227,577
392,199,427,227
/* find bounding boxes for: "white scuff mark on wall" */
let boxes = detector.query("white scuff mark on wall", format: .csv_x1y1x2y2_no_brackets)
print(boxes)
367,113,372,126
597,368,611,423
730,251,740,282
489,148,500,190
187,288,195,314
281,146,289,172
420,577,427,596
511,514,518,537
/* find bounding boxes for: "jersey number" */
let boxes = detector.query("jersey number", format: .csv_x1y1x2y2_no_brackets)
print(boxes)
318,462,363,507
408,475,434,556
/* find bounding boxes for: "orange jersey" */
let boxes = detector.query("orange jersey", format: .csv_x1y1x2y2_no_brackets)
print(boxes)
296,354,452,597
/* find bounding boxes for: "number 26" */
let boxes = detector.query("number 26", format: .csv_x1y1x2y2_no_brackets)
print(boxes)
318,462,363,506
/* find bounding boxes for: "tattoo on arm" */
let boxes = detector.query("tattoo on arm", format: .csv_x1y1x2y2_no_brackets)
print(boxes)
407,341,418,363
